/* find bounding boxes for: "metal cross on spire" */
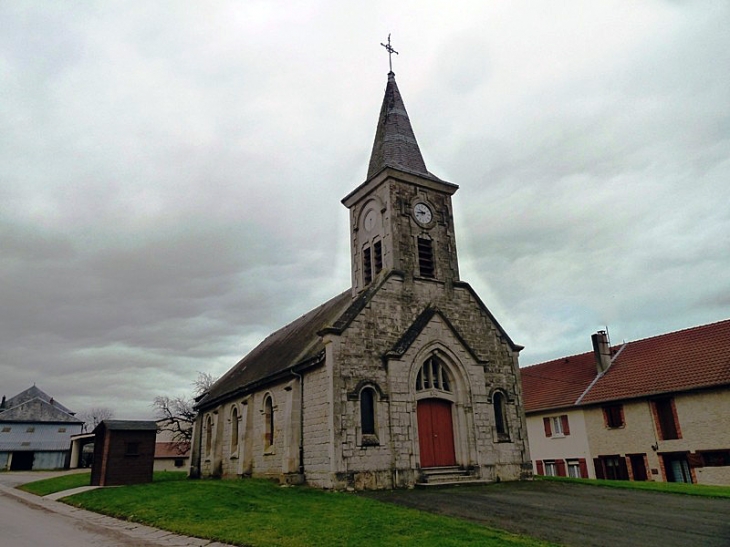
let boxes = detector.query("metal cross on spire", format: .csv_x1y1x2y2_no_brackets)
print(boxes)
381,34,398,73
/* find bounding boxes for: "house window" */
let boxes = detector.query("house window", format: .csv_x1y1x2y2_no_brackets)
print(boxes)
653,398,679,440
373,240,383,274
493,391,510,441
205,415,213,457
58,427,67,433
567,460,582,478
415,356,451,393
26,426,35,433
603,404,624,428
544,461,557,476
174,458,185,467
417,236,435,278
543,415,570,437
264,395,274,450
125,442,140,456
1,426,10,433
363,246,372,284
700,450,730,467
230,406,239,453
595,455,629,480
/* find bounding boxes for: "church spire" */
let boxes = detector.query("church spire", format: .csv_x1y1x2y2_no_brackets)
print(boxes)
366,72,429,180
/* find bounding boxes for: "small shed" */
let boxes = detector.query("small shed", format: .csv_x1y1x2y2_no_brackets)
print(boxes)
91,420,157,486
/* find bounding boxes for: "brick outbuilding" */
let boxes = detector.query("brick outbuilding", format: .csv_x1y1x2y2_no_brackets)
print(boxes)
91,420,157,486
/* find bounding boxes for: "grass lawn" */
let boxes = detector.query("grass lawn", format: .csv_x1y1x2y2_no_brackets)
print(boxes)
27,473,555,547
536,475,730,498
19,471,92,496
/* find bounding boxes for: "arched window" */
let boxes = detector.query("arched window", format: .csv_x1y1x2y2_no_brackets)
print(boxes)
264,395,274,449
494,391,510,440
205,415,213,457
360,387,376,436
415,355,452,393
230,406,239,452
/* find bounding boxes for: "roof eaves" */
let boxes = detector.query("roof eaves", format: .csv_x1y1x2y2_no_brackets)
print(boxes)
195,350,326,411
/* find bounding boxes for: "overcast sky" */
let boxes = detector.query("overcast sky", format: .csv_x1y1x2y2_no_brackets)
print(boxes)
2,1,728,420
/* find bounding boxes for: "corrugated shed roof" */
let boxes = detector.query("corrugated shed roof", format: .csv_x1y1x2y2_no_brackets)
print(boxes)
581,319,730,404
95,420,157,432
199,289,353,408
522,319,730,413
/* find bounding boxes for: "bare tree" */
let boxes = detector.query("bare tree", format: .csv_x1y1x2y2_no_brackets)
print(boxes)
153,372,216,454
79,407,115,433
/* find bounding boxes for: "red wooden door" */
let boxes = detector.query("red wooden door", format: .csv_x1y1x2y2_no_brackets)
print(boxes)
417,399,456,468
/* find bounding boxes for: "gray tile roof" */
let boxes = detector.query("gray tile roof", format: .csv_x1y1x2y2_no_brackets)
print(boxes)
198,289,353,409
367,72,435,181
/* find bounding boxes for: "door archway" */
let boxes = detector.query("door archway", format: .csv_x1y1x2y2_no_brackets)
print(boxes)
417,398,456,467
415,355,457,468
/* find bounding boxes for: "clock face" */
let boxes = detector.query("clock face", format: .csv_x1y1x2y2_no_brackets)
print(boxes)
413,202,433,225
363,209,378,232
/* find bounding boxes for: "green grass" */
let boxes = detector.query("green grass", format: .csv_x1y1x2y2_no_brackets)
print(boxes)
53,476,553,547
536,475,730,498
19,471,92,496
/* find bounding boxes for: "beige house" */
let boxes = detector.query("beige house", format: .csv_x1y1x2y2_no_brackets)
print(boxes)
523,319,730,485
190,71,532,490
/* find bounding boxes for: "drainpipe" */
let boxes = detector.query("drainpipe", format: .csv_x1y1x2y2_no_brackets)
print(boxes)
291,368,305,475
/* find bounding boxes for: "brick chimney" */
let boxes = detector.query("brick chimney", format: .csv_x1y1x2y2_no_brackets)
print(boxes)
591,330,612,374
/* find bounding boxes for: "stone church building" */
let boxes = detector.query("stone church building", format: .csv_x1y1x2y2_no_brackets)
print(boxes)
191,71,531,489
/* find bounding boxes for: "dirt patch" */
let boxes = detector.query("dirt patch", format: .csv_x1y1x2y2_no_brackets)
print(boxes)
362,480,730,547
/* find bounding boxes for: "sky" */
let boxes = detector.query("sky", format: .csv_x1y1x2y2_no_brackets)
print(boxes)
1,1,728,420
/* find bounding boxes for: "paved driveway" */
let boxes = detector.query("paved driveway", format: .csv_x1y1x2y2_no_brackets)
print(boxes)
364,480,730,547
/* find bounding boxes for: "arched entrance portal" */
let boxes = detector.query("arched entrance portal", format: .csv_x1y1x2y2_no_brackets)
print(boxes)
417,399,456,467
415,355,457,468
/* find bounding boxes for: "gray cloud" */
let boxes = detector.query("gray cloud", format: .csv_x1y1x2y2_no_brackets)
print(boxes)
1,1,728,417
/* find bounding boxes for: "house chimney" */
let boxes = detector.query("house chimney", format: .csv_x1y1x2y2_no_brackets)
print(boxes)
0,396,5,410
591,330,612,374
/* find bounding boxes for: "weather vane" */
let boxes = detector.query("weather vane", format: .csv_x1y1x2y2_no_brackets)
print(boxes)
381,34,398,73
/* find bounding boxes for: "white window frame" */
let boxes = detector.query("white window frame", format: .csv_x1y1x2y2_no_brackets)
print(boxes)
544,461,558,477
551,416,565,437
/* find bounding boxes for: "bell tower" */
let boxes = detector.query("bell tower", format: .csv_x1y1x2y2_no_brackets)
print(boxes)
342,71,460,296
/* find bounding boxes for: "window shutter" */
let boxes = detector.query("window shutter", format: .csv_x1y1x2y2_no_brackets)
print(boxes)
687,453,703,468
556,459,567,477
543,417,552,437
593,458,605,479
561,415,571,435
618,456,629,480
536,460,544,475
579,458,589,479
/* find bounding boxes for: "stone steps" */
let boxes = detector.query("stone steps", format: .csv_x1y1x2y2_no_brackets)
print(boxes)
417,466,490,487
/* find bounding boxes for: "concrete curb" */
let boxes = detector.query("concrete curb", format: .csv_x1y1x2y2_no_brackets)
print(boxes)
0,483,235,547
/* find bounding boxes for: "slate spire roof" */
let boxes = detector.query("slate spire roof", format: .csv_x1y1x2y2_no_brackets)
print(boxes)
366,72,430,180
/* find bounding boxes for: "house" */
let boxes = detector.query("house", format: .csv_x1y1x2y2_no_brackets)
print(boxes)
0,385,83,470
154,422,190,472
190,69,532,490
522,319,730,485
91,420,157,486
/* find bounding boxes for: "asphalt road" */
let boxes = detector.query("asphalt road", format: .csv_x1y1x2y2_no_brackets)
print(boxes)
364,480,730,547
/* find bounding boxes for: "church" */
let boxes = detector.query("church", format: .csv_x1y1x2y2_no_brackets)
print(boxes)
190,68,532,490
